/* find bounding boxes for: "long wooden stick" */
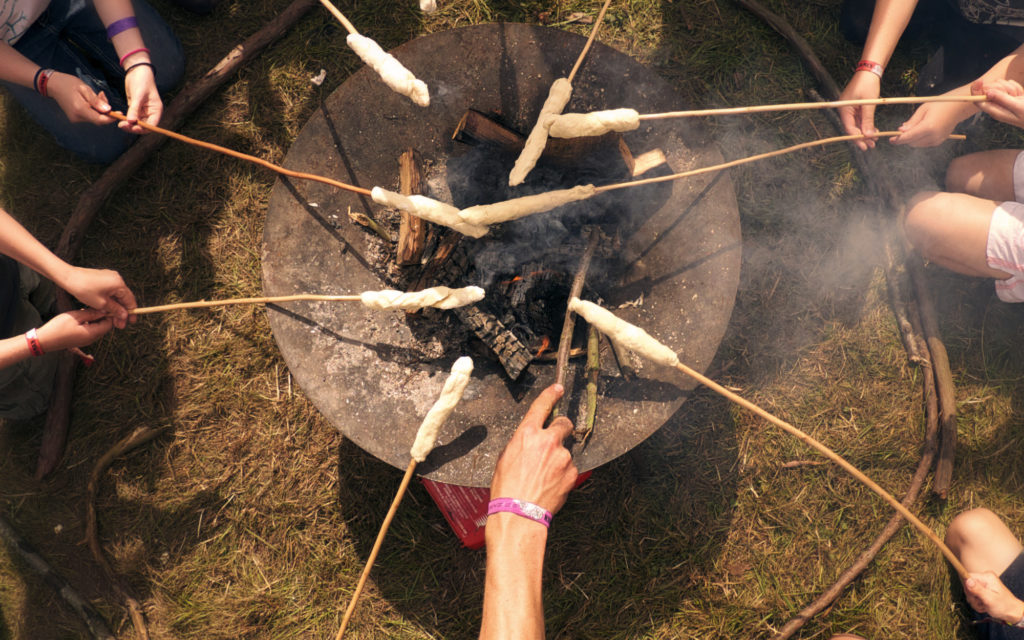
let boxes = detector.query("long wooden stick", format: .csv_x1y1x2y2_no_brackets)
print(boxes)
336,458,418,639
103,111,372,196
567,0,614,83
637,94,987,120
670,359,968,578
131,295,360,315
318,0,358,34
593,132,965,194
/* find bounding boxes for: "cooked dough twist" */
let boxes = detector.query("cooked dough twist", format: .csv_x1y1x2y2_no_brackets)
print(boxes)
458,185,597,226
547,109,640,138
372,187,489,238
509,78,573,186
568,297,680,368
410,356,474,462
347,33,430,107
360,286,485,311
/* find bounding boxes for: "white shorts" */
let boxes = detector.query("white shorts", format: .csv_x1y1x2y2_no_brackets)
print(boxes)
986,151,1024,302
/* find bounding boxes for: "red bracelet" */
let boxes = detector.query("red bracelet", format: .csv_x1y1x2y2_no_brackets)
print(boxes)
25,328,44,357
119,47,150,67
856,60,884,79
36,68,54,97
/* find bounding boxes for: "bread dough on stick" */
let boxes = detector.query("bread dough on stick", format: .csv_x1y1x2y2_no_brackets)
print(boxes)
346,33,430,107
458,184,596,226
419,0,437,12
410,356,474,462
361,286,485,311
509,78,573,186
548,109,641,138
568,297,680,368
371,187,489,238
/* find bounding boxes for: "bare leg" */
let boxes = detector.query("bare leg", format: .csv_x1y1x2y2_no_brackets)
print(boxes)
946,508,1024,576
946,150,1021,201
903,191,1013,279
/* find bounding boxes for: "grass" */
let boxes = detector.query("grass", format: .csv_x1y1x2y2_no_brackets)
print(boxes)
0,0,1023,638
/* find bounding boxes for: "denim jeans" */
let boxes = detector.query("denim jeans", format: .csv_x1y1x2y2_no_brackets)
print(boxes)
4,0,184,163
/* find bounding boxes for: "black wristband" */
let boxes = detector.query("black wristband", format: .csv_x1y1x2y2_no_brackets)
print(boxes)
123,61,154,75
32,67,43,93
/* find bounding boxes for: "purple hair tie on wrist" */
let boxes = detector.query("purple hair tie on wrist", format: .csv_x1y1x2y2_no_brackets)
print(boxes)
106,16,138,40
487,498,552,528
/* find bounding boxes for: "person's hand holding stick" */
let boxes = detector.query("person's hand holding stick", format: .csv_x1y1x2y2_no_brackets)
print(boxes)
480,384,578,640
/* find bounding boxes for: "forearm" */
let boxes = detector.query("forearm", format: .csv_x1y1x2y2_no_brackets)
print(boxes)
0,208,72,288
0,333,33,369
860,0,918,68
92,0,150,63
0,42,47,88
480,515,548,640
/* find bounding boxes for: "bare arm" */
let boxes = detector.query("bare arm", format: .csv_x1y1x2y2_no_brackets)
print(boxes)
0,309,113,369
0,208,136,326
894,42,1024,146
838,0,919,149
479,385,578,640
92,0,160,131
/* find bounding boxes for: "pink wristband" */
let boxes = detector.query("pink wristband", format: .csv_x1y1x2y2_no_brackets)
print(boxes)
25,328,44,357
119,47,150,67
487,498,552,528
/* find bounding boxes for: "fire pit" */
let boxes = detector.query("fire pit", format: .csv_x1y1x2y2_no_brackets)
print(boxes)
262,23,741,487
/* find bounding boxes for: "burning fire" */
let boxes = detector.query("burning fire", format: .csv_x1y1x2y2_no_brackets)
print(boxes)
500,270,554,286
534,336,551,358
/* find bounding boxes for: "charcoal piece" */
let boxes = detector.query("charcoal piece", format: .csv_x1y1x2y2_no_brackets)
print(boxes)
453,304,532,380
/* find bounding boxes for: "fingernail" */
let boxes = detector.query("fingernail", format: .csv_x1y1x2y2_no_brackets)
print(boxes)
553,384,564,393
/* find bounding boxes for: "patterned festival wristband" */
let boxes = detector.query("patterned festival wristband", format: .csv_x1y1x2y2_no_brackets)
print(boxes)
25,328,44,357
855,59,884,79
106,16,138,40
487,498,552,528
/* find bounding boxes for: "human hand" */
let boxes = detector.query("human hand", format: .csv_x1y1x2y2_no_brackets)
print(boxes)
891,98,974,147
838,70,882,150
35,309,113,353
490,384,579,514
62,266,137,329
964,571,1024,624
46,72,115,126
974,79,1024,129
122,64,162,132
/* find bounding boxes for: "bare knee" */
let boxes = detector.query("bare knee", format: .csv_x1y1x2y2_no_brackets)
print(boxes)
946,156,975,193
947,508,1000,547
903,190,944,257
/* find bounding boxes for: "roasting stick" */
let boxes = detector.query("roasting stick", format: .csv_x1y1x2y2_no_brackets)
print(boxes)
508,0,614,185
592,131,966,194
567,298,969,578
637,93,988,120
129,286,486,315
335,357,474,639
318,0,430,106
103,111,372,196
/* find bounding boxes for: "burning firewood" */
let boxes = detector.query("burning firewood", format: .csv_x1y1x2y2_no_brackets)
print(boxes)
318,0,430,107
508,0,615,185
128,286,485,314
335,357,474,639
567,297,970,579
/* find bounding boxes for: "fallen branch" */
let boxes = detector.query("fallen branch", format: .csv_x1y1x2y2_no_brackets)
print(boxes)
0,512,115,638
86,426,168,640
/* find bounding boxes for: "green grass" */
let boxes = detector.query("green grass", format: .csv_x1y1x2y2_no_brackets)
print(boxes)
0,0,1023,638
